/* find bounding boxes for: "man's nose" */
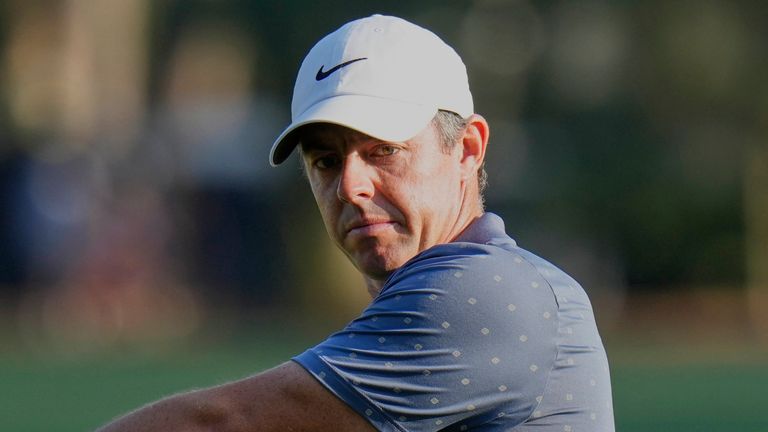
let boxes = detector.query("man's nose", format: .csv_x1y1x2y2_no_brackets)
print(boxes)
337,155,374,204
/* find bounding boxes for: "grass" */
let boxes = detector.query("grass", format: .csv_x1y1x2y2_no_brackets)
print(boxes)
611,363,768,431
1,330,767,431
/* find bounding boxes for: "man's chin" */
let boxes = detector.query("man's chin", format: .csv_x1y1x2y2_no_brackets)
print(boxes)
353,254,405,282
358,263,396,282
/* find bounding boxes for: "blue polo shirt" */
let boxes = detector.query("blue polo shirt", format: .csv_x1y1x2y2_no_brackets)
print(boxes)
293,213,614,431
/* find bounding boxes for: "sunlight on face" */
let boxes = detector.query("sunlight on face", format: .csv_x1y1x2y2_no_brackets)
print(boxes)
300,122,466,281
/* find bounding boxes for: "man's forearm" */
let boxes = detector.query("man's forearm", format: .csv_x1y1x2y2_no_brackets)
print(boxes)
96,388,236,432
94,362,374,432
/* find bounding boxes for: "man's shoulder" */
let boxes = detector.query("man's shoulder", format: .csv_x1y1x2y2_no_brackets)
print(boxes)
384,238,521,287
380,236,563,316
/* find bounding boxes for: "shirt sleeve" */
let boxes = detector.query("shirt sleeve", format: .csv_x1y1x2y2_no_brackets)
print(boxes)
293,242,559,431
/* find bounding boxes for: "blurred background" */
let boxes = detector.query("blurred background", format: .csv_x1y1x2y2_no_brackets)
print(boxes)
0,0,766,430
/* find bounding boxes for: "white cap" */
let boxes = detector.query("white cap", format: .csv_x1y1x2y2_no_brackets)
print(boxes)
270,14,473,166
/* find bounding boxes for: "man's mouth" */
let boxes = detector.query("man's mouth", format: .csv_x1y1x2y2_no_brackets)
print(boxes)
345,219,399,236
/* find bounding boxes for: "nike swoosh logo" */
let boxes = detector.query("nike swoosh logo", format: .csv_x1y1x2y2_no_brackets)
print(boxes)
315,57,368,81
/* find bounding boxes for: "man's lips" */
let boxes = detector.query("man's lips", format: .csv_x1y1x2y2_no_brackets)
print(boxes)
344,219,399,236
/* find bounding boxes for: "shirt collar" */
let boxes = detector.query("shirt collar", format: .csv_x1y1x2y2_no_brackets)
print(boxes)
454,212,515,247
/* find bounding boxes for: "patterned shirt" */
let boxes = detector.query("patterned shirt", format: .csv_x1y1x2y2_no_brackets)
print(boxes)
293,212,615,431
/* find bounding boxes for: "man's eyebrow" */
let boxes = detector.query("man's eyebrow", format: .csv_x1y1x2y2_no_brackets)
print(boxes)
299,127,381,155
298,139,333,153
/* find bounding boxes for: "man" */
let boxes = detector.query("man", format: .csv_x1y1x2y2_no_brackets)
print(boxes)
98,14,614,431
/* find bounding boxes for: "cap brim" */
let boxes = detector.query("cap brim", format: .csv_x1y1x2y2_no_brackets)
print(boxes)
270,94,437,166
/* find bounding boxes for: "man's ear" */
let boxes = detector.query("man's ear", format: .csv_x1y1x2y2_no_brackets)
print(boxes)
459,114,489,181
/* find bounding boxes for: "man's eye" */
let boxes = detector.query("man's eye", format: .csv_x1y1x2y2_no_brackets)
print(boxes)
314,155,341,169
373,145,399,157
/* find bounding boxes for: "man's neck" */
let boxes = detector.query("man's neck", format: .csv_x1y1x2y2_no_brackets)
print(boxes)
362,210,485,299
364,277,384,298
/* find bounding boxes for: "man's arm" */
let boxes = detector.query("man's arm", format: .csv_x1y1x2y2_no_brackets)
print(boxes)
96,361,376,432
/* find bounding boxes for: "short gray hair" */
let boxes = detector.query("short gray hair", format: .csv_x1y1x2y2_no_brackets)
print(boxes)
432,110,488,200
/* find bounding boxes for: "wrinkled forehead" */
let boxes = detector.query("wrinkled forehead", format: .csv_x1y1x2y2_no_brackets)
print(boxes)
298,123,382,153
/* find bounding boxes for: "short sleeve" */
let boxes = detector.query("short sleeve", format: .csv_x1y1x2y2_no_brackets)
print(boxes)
293,242,559,431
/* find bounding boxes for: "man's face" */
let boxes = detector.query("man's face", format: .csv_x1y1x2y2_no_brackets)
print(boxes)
300,122,466,282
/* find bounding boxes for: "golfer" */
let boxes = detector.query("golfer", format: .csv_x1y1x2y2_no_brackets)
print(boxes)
98,14,615,431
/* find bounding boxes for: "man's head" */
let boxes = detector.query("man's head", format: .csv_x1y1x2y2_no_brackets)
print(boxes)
271,15,489,290
270,14,474,166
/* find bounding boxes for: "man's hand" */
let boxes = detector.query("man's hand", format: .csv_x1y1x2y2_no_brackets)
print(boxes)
96,361,376,432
